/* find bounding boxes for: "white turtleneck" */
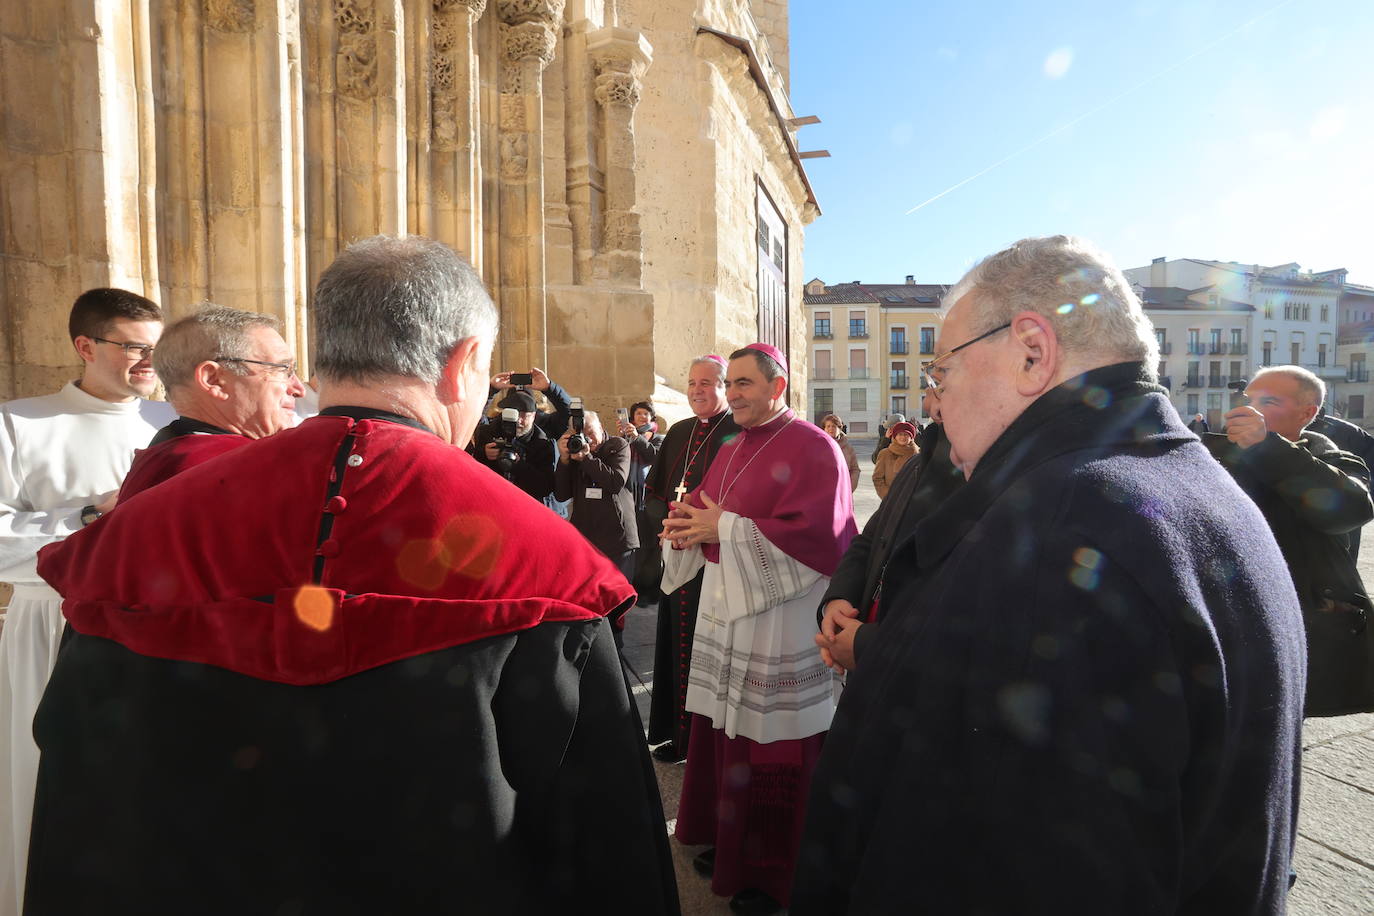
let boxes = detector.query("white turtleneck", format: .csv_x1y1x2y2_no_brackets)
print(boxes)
0,381,174,584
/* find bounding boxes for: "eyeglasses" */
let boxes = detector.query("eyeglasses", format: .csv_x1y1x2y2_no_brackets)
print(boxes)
214,356,298,380
92,337,156,360
920,323,1011,398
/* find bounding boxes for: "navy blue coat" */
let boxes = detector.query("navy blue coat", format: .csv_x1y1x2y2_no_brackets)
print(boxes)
793,363,1307,915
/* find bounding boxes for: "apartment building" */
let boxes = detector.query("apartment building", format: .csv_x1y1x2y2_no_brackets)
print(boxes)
1137,287,1254,427
803,277,948,431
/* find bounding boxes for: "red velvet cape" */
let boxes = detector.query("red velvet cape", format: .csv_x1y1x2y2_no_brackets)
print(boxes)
117,431,251,501
38,415,634,685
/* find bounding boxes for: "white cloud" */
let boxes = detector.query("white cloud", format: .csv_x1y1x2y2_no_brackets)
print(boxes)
1043,47,1074,79
1310,106,1347,142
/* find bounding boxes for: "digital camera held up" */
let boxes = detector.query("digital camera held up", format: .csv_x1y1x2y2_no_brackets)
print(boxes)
490,407,525,475
567,398,587,455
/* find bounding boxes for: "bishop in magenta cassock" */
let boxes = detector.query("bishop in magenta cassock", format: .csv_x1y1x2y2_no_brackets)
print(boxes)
643,355,739,761
661,343,856,914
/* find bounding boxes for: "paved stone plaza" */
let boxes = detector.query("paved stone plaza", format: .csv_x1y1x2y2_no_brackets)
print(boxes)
622,440,1374,915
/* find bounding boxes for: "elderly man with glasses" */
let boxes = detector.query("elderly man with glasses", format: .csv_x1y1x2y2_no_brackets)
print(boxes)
117,305,306,500
0,287,175,913
794,236,1307,915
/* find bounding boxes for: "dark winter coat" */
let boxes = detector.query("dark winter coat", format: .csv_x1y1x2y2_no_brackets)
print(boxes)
556,436,639,559
794,363,1306,916
1206,429,1374,716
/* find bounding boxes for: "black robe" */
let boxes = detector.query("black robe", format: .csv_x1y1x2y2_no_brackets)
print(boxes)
30,410,680,915
643,410,738,750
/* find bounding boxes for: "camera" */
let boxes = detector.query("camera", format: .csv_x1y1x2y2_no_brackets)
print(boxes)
1228,378,1248,392
567,398,587,455
509,371,534,387
490,407,525,475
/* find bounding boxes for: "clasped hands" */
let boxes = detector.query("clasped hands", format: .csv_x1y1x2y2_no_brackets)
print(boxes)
659,493,724,548
816,599,863,674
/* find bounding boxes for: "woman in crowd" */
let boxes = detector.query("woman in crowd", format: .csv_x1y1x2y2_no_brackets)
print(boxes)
821,413,861,492
872,420,919,500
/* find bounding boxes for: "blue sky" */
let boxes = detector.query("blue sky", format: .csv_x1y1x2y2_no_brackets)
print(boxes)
788,0,1374,287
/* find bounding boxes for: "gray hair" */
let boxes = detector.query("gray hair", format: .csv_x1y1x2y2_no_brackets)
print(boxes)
153,304,281,392
729,347,786,383
582,410,604,440
690,356,727,381
943,235,1159,378
314,235,497,385
1252,365,1326,408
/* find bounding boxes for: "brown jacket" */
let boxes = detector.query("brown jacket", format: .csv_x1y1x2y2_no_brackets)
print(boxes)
872,439,918,500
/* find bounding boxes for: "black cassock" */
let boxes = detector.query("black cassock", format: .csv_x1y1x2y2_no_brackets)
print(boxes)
642,410,738,752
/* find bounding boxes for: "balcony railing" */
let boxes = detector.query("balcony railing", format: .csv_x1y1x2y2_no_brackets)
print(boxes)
1157,342,1172,355
1349,368,1370,383
1207,375,1227,388
890,375,910,390
1185,375,1202,388
1308,363,1348,380
919,339,935,355
1208,343,1226,355
813,330,833,339
849,368,870,379
849,328,869,339
890,341,909,355
1187,343,1206,355
1230,343,1248,355
812,369,835,380
1159,375,1172,391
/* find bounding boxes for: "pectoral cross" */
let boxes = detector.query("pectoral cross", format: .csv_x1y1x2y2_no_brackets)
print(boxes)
674,482,688,503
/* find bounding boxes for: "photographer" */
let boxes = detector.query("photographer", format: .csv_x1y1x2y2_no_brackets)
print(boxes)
618,400,664,600
556,410,638,583
471,389,556,501
1206,366,1374,716
488,367,571,439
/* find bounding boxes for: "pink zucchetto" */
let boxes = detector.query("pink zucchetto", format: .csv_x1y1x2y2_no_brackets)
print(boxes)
742,342,789,375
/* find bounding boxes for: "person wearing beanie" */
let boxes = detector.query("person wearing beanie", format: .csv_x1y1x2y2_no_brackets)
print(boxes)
871,421,918,499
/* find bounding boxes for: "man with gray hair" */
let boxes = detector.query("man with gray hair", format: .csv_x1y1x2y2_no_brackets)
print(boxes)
117,304,306,499
795,236,1306,914
28,236,680,914
1206,365,1374,716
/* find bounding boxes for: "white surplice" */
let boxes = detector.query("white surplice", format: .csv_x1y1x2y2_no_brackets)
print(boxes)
663,510,836,745
0,382,172,916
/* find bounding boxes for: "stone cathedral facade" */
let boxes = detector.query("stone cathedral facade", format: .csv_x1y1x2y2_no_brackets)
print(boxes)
0,0,817,415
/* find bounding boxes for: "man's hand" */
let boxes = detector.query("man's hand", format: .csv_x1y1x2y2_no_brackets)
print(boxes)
816,599,862,673
483,442,502,461
1225,405,1268,449
529,367,551,392
93,491,119,515
491,371,513,390
557,429,572,463
660,492,724,547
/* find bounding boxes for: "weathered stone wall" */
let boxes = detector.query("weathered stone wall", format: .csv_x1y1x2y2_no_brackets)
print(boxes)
1,0,813,423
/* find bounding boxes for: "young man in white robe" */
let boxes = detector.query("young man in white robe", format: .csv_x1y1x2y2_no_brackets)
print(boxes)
0,288,172,915
661,343,857,916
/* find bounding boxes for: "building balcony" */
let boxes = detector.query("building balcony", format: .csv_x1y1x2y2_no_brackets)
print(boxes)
890,375,910,390
1187,343,1206,355
890,342,910,355
1157,342,1172,355
1230,343,1248,355
849,329,869,339
1309,363,1348,381
812,369,835,380
1208,343,1226,355
919,341,935,355
813,330,833,339
1159,375,1172,390
1185,375,1202,388
1349,368,1370,383
1207,375,1225,388
849,368,870,380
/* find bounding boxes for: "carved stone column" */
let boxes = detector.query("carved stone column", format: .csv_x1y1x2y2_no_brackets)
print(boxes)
496,0,562,370
430,0,486,263
587,27,651,286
